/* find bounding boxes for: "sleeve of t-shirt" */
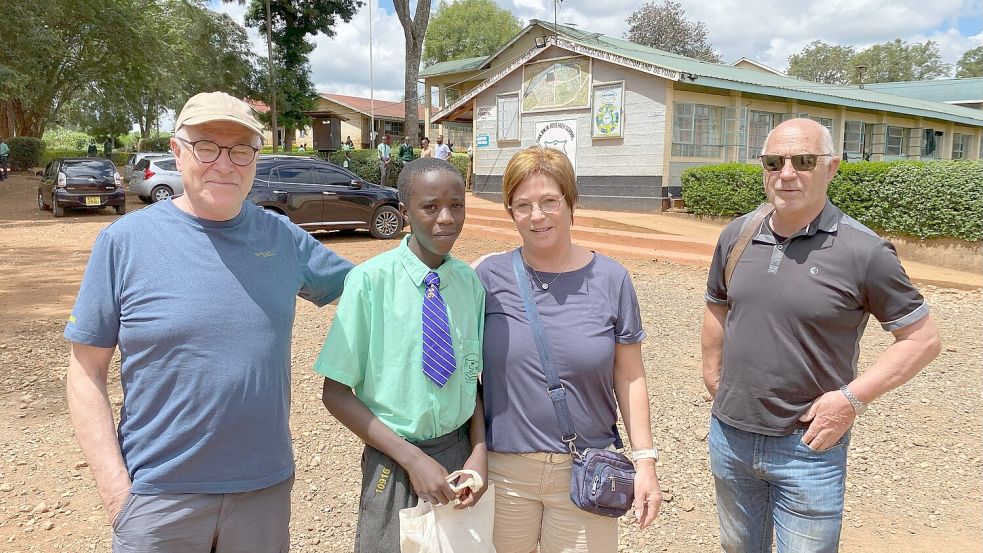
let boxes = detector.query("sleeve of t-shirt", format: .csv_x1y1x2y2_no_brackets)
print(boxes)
63,232,121,348
614,270,646,344
295,229,354,306
313,270,371,388
705,221,741,306
862,240,928,332
475,275,486,376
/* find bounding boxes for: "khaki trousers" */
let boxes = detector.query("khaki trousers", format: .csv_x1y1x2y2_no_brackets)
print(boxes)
489,451,618,553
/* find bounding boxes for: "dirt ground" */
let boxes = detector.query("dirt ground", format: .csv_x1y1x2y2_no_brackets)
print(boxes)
0,171,980,552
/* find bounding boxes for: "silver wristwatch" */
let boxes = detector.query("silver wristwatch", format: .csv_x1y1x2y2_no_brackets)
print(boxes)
840,385,867,415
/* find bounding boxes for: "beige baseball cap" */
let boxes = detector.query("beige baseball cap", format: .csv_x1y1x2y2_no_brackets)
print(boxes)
175,91,264,136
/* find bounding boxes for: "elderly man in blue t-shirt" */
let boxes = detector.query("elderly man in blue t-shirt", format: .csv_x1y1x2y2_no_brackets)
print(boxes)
64,91,354,552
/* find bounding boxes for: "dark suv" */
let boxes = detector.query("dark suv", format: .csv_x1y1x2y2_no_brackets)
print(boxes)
248,157,404,239
38,158,126,217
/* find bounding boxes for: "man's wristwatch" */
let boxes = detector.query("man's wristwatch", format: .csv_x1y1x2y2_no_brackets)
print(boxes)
840,385,867,415
632,448,659,462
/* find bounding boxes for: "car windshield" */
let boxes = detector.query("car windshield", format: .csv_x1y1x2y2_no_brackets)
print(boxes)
64,160,115,179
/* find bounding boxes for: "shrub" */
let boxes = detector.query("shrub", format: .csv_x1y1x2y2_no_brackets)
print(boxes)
680,160,983,241
140,136,172,152
42,127,94,150
8,137,44,170
680,163,764,216
41,150,130,168
327,149,468,188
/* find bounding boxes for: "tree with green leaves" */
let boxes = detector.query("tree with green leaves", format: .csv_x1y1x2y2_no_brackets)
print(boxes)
956,46,983,78
852,39,951,83
624,1,721,63
394,0,432,146
787,39,952,85
423,0,522,66
787,41,856,85
233,0,362,149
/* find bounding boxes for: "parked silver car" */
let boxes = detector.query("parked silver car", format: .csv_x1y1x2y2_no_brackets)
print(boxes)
129,157,184,203
123,152,171,184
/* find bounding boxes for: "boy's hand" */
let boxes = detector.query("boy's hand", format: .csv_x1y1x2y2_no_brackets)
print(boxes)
406,452,455,505
455,447,488,509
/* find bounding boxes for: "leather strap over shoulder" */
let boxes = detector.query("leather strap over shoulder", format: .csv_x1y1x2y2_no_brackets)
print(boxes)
724,203,774,289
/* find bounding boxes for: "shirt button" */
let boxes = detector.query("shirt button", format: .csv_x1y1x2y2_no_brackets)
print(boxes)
777,244,784,250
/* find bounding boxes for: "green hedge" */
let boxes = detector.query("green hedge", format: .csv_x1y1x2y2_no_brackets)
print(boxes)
140,136,172,152
326,149,468,188
8,137,44,171
41,150,129,168
681,160,983,241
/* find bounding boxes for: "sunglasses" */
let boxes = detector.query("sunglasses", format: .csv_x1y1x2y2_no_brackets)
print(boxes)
759,154,831,172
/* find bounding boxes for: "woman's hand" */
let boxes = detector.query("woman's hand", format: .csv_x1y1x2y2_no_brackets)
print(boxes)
455,446,488,509
632,460,662,529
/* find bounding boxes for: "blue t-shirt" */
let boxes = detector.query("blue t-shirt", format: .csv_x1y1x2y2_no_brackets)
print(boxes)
475,251,646,453
64,199,353,494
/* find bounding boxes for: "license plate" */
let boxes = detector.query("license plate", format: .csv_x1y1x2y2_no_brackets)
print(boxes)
85,196,101,206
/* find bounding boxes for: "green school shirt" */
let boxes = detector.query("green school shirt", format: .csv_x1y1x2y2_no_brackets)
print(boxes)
314,236,485,441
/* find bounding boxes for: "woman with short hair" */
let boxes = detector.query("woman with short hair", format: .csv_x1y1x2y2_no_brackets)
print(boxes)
474,146,662,552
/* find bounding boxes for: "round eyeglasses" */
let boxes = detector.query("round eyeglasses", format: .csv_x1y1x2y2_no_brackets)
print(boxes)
509,195,565,218
175,137,259,166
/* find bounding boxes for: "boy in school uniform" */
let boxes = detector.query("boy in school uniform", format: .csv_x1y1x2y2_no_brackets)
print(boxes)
315,158,487,553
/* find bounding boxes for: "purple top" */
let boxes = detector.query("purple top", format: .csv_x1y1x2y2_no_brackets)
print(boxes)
475,250,646,453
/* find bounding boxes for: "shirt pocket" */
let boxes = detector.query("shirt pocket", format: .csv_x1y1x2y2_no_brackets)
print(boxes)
455,339,482,397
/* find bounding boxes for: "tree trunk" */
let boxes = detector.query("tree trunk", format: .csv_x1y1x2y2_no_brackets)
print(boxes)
284,125,294,150
393,0,431,146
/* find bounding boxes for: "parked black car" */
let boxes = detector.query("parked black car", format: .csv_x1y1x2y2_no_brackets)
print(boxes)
248,157,404,239
37,158,126,217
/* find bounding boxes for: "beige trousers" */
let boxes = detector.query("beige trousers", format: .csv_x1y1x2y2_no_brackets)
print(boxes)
489,451,618,553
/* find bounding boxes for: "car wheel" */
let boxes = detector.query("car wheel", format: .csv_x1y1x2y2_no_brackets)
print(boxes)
151,185,173,203
370,205,402,239
137,195,152,204
37,189,50,211
114,202,127,215
53,198,65,218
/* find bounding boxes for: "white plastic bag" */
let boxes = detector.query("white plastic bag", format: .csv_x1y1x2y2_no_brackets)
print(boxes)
399,469,496,553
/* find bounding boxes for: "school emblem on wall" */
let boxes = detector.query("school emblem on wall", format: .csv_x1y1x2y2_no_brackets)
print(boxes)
535,119,578,171
591,81,624,138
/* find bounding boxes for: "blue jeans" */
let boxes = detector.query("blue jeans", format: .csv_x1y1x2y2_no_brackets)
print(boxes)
709,415,849,553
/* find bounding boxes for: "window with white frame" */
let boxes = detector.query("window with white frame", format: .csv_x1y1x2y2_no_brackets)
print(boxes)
747,111,780,159
805,116,834,133
672,102,724,158
843,120,865,157
885,126,907,156
952,133,973,159
497,93,520,142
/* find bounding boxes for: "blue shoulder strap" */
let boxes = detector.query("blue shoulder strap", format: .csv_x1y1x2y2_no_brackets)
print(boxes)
511,249,579,448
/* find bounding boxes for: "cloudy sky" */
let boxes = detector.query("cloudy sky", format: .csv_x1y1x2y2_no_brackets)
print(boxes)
212,0,983,103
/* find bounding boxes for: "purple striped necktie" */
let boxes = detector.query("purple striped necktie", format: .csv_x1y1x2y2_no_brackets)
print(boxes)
422,271,456,387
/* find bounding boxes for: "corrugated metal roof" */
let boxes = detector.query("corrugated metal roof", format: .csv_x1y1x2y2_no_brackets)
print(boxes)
317,94,424,120
419,56,487,77
536,20,983,126
865,78,983,104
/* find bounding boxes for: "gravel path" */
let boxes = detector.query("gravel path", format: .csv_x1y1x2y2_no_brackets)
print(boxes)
0,173,979,552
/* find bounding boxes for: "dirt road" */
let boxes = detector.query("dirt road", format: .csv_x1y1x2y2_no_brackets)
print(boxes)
0,172,980,552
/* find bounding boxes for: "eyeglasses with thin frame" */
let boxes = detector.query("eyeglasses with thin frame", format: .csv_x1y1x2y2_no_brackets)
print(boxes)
509,195,565,218
175,136,259,166
759,153,831,172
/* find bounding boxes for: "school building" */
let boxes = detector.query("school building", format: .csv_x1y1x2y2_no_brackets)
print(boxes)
422,21,983,211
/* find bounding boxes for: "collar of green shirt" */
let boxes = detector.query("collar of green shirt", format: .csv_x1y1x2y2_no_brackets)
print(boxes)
397,235,452,287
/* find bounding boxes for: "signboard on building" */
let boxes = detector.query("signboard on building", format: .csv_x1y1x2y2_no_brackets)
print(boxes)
476,134,490,147
522,56,592,113
591,81,624,138
535,119,578,171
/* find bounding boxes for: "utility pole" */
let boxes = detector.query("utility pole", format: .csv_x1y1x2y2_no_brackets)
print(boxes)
266,0,278,151
369,0,375,146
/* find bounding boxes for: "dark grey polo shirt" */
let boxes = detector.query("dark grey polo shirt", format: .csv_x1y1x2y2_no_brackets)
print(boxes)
705,201,928,436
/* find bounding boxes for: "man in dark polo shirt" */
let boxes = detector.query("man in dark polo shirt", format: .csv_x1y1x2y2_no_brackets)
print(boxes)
701,118,941,553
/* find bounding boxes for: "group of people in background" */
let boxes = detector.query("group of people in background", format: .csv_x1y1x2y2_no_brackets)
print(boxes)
64,92,940,553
